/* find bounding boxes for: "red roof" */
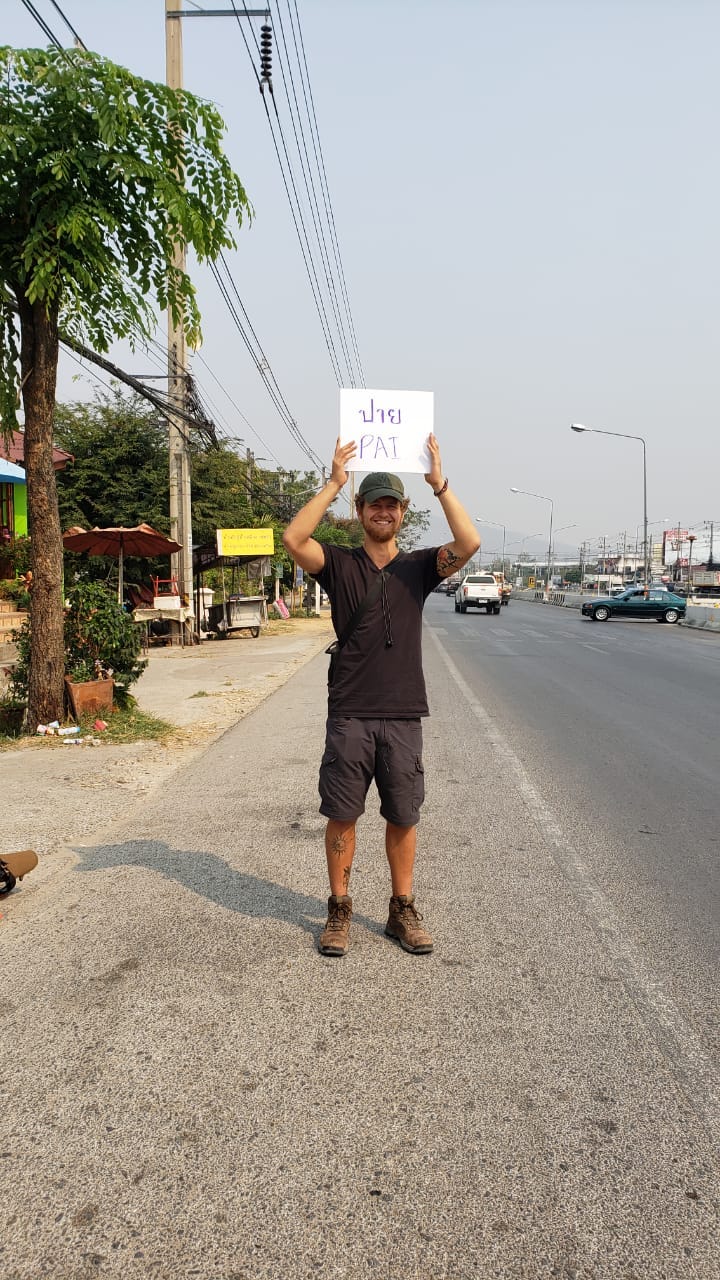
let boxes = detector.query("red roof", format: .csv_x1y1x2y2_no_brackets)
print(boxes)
0,429,74,472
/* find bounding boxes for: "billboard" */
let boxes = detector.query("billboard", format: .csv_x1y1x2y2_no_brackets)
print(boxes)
662,527,715,567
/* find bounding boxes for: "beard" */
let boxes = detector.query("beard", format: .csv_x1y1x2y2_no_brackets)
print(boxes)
364,521,397,544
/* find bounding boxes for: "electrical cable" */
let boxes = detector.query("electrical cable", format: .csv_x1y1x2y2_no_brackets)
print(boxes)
45,0,87,49
229,2,347,386
18,0,64,49
209,257,325,471
289,0,365,384
271,0,356,384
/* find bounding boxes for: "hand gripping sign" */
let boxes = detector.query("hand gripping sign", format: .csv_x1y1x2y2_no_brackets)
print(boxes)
339,389,433,473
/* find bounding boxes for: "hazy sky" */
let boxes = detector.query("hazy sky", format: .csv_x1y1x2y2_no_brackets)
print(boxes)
5,0,719,559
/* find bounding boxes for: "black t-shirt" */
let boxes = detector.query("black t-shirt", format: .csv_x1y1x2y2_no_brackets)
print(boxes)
315,544,442,718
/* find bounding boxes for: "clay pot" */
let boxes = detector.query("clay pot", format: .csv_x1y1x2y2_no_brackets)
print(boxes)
64,676,115,720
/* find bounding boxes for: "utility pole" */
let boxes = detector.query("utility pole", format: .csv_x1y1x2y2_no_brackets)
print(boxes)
246,448,254,512
164,1,269,614
165,0,192,612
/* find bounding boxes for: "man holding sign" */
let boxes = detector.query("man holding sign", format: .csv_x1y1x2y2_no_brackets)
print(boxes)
283,433,479,957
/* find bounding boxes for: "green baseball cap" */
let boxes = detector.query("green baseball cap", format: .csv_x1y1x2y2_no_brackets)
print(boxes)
357,472,405,504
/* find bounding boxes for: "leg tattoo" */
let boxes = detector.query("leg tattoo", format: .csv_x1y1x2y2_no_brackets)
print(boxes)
331,833,346,859
342,865,351,891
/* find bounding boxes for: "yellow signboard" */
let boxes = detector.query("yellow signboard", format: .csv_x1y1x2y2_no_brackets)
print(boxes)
528,576,535,588
216,528,275,557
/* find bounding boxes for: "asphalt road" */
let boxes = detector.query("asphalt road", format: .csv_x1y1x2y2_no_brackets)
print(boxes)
425,592,720,1062
2,600,719,1279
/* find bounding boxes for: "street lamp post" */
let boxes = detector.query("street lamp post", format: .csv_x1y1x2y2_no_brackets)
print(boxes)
476,518,506,577
510,488,554,591
687,534,696,592
550,523,578,585
571,423,648,587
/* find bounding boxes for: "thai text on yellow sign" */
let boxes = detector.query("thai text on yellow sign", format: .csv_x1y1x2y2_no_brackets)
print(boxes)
216,528,275,556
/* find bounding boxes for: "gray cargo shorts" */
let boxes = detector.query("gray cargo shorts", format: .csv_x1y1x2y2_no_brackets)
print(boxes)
318,717,425,827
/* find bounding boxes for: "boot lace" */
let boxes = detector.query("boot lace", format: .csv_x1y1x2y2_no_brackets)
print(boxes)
327,902,351,932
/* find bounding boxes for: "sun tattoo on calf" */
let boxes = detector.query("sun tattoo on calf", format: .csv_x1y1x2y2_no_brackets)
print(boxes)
437,545,462,577
331,833,346,858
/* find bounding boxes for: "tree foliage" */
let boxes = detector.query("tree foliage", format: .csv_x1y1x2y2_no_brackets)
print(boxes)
0,46,250,387
0,46,250,726
55,390,171,534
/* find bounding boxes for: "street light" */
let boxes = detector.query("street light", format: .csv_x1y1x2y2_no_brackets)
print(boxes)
551,523,578,584
635,517,669,582
510,487,554,590
570,422,648,588
688,534,697,592
476,517,506,576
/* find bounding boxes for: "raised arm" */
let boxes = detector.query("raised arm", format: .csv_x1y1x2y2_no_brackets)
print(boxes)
282,438,357,574
424,433,481,577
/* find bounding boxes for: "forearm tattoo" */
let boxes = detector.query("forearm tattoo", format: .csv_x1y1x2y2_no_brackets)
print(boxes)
437,545,461,577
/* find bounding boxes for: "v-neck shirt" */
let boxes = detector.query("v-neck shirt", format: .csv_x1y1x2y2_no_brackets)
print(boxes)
314,544,441,717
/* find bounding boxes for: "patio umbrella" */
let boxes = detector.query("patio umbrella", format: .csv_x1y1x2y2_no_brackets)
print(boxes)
62,524,182,603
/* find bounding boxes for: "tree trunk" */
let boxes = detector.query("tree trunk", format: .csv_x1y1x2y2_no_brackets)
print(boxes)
17,293,65,727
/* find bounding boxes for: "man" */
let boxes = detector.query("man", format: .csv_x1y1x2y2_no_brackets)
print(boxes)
282,433,480,957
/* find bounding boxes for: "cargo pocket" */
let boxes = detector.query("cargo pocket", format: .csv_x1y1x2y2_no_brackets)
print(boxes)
412,755,425,812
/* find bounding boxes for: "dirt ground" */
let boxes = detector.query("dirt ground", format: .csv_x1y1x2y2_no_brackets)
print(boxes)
0,614,333,896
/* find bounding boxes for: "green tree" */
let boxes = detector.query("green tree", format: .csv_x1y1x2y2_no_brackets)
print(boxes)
0,46,250,726
55,389,170,534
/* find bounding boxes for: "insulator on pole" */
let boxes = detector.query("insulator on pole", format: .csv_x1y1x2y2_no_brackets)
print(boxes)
259,22,273,92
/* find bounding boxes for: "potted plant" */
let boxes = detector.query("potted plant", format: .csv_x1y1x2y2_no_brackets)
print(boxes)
7,580,147,729
62,581,147,717
0,690,26,736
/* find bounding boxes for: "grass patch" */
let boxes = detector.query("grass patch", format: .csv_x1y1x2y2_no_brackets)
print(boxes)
90,704,175,744
190,690,210,698
0,702,174,748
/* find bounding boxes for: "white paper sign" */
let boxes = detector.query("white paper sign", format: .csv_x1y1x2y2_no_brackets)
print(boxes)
339,388,433,473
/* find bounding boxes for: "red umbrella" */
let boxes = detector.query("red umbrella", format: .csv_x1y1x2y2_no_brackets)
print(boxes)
62,524,182,603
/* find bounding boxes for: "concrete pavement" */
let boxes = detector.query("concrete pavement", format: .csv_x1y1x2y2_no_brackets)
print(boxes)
1,617,719,1278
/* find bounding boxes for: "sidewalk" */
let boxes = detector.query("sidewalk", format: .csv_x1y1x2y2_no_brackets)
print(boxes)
0,615,333,894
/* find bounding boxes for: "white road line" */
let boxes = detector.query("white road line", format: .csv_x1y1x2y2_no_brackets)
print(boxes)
580,642,609,654
427,627,720,1148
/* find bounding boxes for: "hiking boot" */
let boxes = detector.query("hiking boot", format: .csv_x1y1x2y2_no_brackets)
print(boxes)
385,894,434,954
318,895,352,956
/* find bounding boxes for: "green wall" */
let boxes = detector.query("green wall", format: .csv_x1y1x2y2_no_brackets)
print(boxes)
14,482,28,536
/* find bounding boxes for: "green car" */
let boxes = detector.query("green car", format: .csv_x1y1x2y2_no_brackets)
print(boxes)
581,587,687,624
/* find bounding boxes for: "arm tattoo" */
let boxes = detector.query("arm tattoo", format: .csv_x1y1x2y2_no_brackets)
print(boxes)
437,545,461,578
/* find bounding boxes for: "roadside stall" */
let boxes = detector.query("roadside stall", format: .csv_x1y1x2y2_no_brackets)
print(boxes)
192,527,274,641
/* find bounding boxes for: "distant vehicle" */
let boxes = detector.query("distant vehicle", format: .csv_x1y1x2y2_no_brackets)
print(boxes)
455,573,502,615
581,587,687,624
691,570,720,597
491,572,512,605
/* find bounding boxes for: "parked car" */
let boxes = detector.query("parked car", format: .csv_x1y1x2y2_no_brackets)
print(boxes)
454,573,502,614
581,587,687,624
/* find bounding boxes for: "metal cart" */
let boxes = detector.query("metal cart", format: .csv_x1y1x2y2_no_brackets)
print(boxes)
207,595,265,639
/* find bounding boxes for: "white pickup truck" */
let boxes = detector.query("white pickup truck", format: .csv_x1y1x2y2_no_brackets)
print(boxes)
454,573,502,615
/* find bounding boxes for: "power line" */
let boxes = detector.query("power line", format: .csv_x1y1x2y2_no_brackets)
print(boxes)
209,256,325,472
229,4,353,386
45,0,87,49
18,0,64,49
288,0,365,384
271,0,357,383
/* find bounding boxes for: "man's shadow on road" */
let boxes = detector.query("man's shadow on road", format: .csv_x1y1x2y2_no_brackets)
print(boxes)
72,840,383,940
